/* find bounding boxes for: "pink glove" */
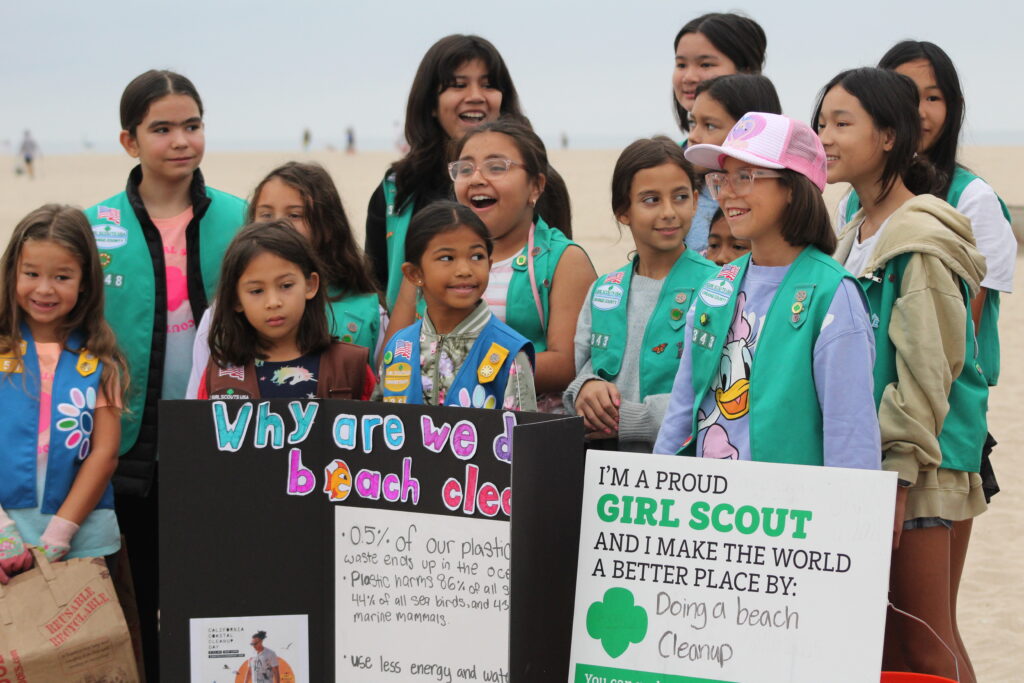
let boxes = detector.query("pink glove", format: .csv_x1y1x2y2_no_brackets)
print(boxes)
0,522,33,583
39,516,79,563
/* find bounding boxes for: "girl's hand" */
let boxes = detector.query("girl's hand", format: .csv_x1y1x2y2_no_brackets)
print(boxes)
39,516,79,563
892,485,909,549
0,522,33,582
575,379,620,435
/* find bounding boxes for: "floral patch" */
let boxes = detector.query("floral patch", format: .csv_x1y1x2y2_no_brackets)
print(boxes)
56,386,96,461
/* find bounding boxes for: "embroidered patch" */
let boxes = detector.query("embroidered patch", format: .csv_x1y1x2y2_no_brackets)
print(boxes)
691,328,718,351
97,206,121,225
590,333,610,349
383,396,407,403
718,264,739,281
698,279,733,307
218,365,245,381
651,343,667,354
76,351,99,377
605,271,625,285
91,224,128,250
0,341,26,374
394,340,413,360
384,362,412,392
477,343,509,384
56,386,96,461
103,273,125,288
592,283,624,311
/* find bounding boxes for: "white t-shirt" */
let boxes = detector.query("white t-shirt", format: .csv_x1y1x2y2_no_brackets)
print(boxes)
836,178,1015,292
249,647,278,682
842,217,891,278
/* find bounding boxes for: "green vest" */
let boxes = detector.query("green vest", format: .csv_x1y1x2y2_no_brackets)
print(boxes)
382,176,413,310
85,182,245,455
413,218,577,352
327,289,380,350
590,250,717,399
861,253,988,472
844,168,1010,386
684,248,855,466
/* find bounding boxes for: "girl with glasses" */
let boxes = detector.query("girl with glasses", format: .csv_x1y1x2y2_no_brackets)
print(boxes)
654,113,880,477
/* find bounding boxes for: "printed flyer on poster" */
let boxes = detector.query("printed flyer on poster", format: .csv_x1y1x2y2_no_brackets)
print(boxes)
568,451,896,683
189,614,309,682
335,507,510,682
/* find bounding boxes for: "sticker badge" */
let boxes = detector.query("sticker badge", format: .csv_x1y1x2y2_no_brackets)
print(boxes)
384,362,412,392
698,279,733,307
76,351,99,377
91,224,129,250
592,283,624,311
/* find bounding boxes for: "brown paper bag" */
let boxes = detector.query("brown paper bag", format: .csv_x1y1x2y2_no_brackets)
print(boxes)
0,549,139,682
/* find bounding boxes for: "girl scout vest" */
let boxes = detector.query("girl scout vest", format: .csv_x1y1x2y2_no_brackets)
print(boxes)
861,253,988,473
844,168,1011,386
327,289,380,349
590,250,718,399
380,318,534,406
84,168,246,468
682,248,856,466
204,342,369,400
0,327,113,515
383,175,413,310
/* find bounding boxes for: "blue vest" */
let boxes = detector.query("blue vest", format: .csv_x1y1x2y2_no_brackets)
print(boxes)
380,317,534,407
0,326,113,514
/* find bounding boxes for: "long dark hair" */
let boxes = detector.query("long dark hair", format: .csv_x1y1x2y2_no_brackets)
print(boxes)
694,74,782,121
777,171,836,255
611,137,696,218
210,222,331,367
120,70,203,135
248,162,378,298
0,205,128,404
813,67,939,204
674,13,767,132
454,117,573,237
878,40,964,197
392,35,523,208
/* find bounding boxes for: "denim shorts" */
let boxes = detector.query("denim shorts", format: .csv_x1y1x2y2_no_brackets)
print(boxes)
902,517,953,531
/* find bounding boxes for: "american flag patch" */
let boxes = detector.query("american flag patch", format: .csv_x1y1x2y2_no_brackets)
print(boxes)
718,265,739,281
97,206,121,225
605,271,624,285
395,340,413,360
218,365,245,381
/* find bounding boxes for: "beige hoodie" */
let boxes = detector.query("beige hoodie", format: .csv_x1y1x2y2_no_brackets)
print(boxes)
836,194,986,488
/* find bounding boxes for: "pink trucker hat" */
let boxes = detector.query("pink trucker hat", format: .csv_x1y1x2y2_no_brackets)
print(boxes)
684,112,827,192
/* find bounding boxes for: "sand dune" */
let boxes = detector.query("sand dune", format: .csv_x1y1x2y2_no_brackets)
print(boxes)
1,148,1021,678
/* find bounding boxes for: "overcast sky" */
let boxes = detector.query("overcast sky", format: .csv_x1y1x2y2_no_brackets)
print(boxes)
4,0,1022,153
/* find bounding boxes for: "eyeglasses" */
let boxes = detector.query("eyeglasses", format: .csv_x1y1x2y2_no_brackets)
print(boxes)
448,158,525,182
705,168,783,200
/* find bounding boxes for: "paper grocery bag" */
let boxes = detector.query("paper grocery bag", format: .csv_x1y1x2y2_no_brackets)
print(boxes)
0,549,139,682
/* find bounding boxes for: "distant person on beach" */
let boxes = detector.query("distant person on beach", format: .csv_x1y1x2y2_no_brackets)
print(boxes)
83,69,246,680
817,67,987,682
302,127,311,151
245,631,280,683
346,126,356,154
19,130,39,179
672,13,767,250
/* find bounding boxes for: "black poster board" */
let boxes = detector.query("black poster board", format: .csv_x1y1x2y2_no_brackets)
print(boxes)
158,399,580,682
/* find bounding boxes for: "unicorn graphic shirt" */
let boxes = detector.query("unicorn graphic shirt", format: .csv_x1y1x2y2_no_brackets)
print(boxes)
255,354,320,398
655,261,880,469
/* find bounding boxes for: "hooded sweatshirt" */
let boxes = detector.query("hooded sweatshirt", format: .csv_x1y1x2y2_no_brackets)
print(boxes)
836,194,987,487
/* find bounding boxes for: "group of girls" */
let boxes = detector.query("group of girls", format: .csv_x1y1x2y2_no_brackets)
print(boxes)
0,13,1012,683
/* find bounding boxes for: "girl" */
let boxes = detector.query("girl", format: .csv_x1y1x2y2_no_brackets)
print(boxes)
198,222,374,401
654,112,880,474
0,205,127,582
564,137,717,452
187,162,383,397
448,118,596,412
84,71,245,676
705,207,750,266
364,34,572,311
377,201,535,410
816,67,987,682
686,73,782,251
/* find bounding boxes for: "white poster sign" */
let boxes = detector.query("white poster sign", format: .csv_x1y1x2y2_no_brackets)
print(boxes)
335,507,510,682
189,613,309,682
568,451,896,683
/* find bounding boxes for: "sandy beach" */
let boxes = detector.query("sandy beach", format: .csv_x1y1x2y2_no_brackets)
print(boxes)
1,148,1021,678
